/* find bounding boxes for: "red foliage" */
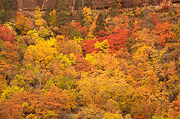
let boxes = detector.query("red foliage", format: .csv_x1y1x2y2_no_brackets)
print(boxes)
82,29,128,54
82,31,109,54
108,29,128,51
70,22,88,38
154,22,176,46
153,13,159,24
162,5,170,12
95,30,108,38
0,24,16,43
82,38,98,54
60,22,88,39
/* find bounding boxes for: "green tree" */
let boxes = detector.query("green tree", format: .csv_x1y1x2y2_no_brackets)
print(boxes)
0,0,14,24
109,0,122,17
93,13,106,36
74,0,84,24
55,0,72,27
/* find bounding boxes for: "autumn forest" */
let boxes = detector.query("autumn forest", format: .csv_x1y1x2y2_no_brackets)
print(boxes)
0,0,180,118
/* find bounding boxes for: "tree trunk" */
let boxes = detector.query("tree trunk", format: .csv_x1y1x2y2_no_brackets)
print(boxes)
92,0,95,17
82,0,84,8
73,0,75,19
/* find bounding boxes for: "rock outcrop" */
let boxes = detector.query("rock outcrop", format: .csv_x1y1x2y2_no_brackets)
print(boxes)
11,0,180,11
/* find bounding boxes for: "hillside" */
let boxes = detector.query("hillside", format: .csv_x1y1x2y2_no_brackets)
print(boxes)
0,0,180,119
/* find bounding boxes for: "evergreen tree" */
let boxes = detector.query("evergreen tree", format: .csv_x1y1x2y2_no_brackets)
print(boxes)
0,0,14,24
55,0,72,27
75,0,84,24
44,5,51,26
93,13,106,36
109,0,122,17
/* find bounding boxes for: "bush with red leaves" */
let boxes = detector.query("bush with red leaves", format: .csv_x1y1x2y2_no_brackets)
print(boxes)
162,5,170,12
108,29,128,51
0,24,16,43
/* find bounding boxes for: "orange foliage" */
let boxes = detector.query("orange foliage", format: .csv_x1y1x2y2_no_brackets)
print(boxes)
15,12,32,35
154,22,176,46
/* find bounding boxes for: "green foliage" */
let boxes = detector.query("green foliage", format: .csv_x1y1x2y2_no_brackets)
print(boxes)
0,0,14,24
109,0,122,17
55,0,72,27
93,13,106,36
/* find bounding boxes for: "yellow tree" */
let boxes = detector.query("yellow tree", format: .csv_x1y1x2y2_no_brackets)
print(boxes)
82,7,93,29
24,40,57,68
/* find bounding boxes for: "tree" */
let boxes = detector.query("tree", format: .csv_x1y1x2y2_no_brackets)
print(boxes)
154,22,176,46
108,29,128,51
93,13,106,36
56,40,82,55
109,0,122,17
0,0,15,24
82,7,93,29
24,40,58,68
0,91,24,119
55,0,72,27
15,12,33,35
34,7,47,27
42,84,71,118
78,70,133,113
0,24,16,43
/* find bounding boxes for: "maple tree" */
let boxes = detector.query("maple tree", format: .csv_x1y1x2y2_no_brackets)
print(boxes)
154,22,176,46
108,28,128,51
0,25,16,43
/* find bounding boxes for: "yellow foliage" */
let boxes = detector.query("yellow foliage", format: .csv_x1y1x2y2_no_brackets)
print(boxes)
82,7,93,28
73,36,83,45
0,86,24,101
34,7,47,27
27,29,43,44
103,113,122,119
78,70,133,112
24,40,58,67
56,53,76,68
46,37,57,46
85,52,119,71
35,19,47,27
132,45,159,64
95,40,109,52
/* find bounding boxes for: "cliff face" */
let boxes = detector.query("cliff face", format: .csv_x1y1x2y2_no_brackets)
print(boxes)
11,0,56,10
11,0,180,11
